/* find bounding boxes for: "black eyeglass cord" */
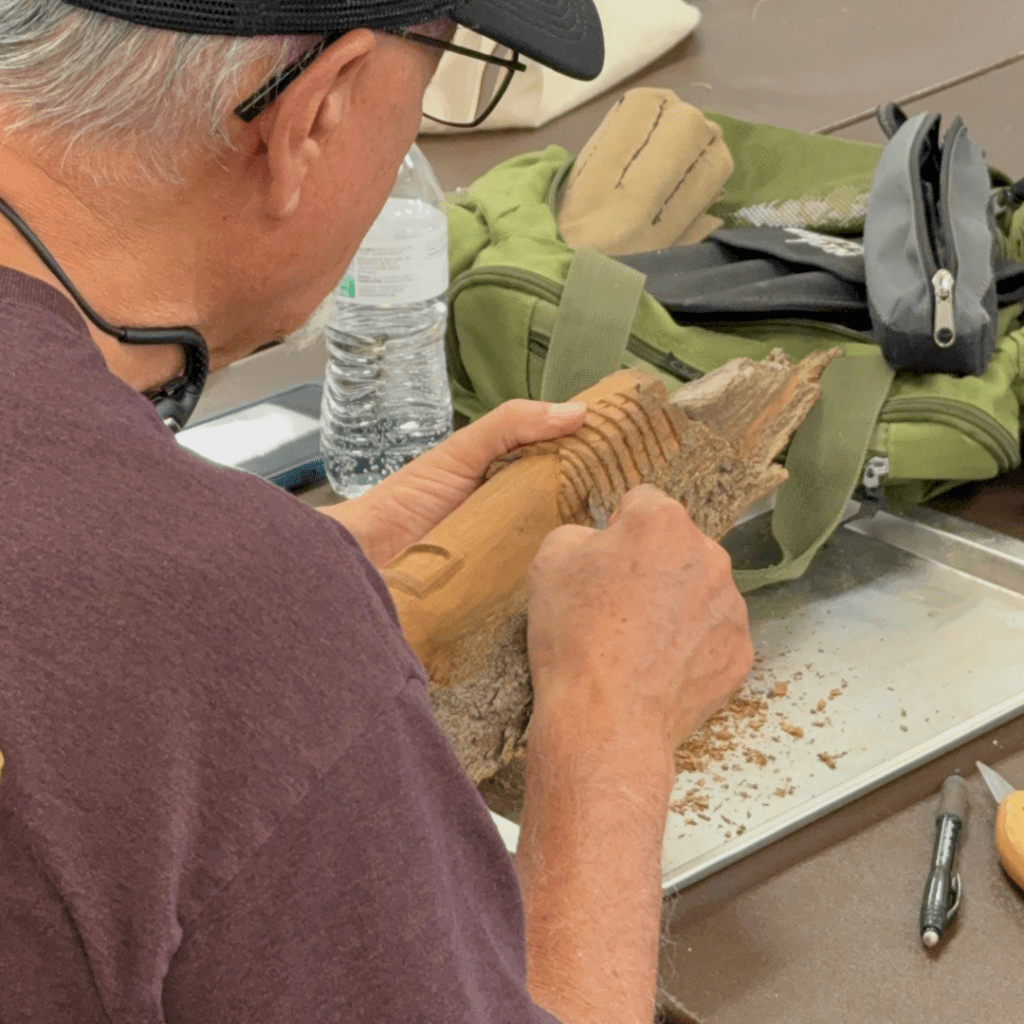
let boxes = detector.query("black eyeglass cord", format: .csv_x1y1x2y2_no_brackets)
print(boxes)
0,195,208,432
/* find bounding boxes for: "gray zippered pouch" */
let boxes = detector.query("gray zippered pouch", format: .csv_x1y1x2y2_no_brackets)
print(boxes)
864,103,998,376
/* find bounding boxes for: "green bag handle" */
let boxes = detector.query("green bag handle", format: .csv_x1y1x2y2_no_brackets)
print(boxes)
539,248,647,402
733,351,895,592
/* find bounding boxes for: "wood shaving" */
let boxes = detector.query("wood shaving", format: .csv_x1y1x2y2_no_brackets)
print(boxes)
669,786,711,816
669,649,861,826
674,691,770,774
817,751,846,770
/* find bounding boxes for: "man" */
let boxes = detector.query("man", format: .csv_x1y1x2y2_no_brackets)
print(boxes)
0,1,752,1021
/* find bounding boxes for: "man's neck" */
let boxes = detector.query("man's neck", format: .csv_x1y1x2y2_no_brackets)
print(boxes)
0,148,210,392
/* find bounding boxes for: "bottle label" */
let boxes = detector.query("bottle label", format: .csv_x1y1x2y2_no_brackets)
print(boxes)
340,199,449,305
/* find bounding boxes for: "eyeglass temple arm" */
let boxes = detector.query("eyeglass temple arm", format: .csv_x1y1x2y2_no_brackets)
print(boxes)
391,29,528,72
420,54,519,129
234,33,342,122
233,28,527,125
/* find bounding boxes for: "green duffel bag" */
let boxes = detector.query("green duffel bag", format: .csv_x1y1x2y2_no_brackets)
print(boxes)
445,121,1024,592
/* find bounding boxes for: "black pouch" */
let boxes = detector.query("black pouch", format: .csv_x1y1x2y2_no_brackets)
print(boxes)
863,103,999,376
620,225,1024,333
619,226,872,330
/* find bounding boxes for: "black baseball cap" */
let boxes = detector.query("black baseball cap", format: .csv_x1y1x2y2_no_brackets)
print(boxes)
64,0,606,80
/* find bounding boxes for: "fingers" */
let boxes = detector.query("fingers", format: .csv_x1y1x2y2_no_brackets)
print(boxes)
526,480,753,754
438,400,588,479
604,483,701,542
489,399,589,450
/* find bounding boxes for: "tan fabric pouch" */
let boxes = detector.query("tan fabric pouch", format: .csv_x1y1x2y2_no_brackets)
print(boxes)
557,89,734,256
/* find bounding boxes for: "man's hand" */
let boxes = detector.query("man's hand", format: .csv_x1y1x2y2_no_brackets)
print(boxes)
517,485,752,1024
527,484,753,756
319,399,587,568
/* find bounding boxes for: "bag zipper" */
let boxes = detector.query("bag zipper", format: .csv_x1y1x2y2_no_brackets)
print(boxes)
932,269,956,347
694,317,875,343
672,320,1018,473
685,317,1019,472
526,331,703,383
878,395,1020,472
446,266,565,391
449,265,564,305
450,264,705,384
452,268,1019,472
935,119,962,275
920,117,962,350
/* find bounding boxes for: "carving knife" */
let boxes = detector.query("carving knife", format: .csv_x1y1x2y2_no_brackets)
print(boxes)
975,761,1024,889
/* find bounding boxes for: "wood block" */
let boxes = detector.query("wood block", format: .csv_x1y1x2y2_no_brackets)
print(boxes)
383,348,840,782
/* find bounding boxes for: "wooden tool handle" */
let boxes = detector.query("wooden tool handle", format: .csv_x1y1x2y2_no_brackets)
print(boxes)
996,792,1024,889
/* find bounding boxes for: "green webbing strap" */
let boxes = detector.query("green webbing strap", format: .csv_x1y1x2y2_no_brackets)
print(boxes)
733,351,896,592
539,248,647,402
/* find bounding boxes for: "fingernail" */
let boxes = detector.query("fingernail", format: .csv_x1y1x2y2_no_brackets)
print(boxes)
548,401,587,418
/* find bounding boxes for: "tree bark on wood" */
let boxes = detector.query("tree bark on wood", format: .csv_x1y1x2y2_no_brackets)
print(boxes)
382,348,840,783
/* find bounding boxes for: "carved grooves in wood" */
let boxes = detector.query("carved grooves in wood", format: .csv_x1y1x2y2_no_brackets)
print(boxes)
555,383,687,523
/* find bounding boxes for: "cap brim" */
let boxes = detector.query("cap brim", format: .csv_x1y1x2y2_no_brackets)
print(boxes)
452,0,604,81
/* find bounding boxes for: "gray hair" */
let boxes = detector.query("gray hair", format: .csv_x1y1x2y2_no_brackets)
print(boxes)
0,0,316,185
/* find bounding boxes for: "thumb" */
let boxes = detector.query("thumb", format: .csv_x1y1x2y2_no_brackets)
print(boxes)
477,399,588,454
440,399,588,477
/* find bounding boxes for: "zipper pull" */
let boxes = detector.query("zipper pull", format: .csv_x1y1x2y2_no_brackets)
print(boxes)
932,269,956,349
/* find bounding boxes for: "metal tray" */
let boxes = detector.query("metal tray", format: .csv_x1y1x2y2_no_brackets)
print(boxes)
660,505,1024,893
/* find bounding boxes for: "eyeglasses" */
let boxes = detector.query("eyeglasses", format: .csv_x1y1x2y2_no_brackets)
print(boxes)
233,28,527,128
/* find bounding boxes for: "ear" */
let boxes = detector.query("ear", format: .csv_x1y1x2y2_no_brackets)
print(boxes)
254,30,376,220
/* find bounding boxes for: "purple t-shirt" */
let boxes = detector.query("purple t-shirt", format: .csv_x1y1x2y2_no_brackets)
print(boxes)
0,268,557,1024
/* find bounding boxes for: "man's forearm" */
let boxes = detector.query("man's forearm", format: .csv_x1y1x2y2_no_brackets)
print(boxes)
515,700,676,1024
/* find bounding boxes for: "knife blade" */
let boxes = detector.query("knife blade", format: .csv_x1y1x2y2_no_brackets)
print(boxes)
976,761,1024,890
977,761,1015,804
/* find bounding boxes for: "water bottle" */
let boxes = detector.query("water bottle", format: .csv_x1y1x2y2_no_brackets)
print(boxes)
320,144,452,498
